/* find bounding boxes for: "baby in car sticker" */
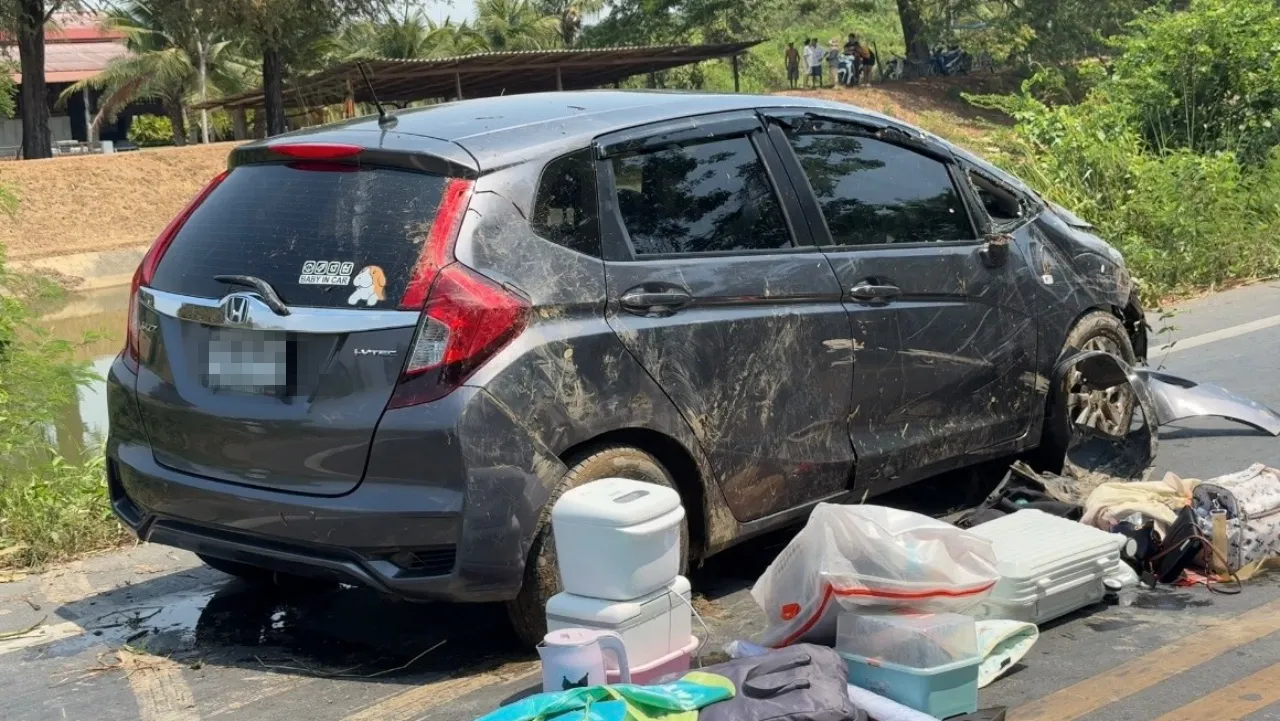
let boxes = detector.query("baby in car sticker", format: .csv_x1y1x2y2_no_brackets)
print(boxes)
296,260,387,306
347,266,387,306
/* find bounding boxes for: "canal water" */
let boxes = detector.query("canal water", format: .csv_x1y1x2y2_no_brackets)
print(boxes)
37,285,129,461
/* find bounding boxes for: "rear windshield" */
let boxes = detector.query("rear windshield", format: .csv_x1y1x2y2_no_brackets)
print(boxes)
151,163,448,308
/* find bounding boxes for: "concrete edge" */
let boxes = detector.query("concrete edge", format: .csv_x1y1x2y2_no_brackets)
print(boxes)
11,245,147,292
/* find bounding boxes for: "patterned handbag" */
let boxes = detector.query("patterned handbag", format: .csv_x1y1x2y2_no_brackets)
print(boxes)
1193,464,1280,573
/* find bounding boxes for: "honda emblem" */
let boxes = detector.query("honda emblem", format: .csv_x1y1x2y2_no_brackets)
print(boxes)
222,295,251,326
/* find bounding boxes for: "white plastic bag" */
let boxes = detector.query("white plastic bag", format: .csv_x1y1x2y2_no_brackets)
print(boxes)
751,503,1000,647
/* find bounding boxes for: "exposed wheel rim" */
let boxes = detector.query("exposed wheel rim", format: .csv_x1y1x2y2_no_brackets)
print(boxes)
1065,335,1135,437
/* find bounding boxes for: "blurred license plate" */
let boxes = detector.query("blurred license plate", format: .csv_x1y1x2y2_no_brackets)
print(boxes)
206,329,287,394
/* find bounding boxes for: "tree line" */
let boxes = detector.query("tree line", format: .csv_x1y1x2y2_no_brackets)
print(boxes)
2,0,1183,158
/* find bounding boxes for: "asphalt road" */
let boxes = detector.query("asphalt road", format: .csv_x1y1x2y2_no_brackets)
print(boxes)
4,283,1280,721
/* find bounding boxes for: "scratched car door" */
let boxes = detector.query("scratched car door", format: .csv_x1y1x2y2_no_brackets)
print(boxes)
594,112,857,522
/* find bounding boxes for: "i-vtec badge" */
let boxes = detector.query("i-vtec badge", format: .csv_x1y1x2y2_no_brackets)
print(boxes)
354,348,398,357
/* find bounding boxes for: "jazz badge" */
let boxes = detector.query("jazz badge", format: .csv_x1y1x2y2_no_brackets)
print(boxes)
348,266,387,306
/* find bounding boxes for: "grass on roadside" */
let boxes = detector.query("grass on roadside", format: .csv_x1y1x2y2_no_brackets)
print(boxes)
0,454,128,570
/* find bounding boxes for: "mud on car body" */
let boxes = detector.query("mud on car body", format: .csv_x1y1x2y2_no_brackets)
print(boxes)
105,91,1147,643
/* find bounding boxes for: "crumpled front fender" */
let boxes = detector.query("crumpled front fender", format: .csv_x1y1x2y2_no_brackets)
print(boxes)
1135,369,1280,436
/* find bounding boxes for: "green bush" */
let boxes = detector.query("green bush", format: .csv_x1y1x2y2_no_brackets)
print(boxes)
1107,0,1280,164
128,114,175,147
0,234,124,569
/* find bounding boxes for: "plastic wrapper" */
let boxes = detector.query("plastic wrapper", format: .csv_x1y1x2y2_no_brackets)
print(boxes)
751,504,1000,647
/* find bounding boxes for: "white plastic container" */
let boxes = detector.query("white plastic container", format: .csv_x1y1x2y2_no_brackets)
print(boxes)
967,509,1126,625
546,575,694,683
552,479,685,600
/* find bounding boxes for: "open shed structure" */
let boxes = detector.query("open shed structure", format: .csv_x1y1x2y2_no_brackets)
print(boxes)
197,41,762,134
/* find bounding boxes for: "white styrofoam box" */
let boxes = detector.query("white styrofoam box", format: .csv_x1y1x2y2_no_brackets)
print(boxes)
967,510,1126,625
552,478,685,600
546,575,693,672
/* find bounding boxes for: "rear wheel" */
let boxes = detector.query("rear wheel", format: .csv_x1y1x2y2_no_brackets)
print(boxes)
505,445,690,647
197,554,336,593
1037,312,1137,470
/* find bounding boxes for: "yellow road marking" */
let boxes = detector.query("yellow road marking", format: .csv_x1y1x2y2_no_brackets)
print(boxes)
0,620,83,655
1150,662,1280,721
1010,598,1280,721
122,649,202,721
342,660,539,721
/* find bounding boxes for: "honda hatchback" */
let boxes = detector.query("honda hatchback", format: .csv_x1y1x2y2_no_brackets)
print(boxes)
106,91,1147,643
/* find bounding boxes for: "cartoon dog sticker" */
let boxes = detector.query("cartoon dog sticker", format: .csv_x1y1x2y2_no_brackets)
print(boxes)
347,265,386,306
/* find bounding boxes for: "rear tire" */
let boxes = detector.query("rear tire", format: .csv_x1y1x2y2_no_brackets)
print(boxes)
198,554,336,593
1036,312,1137,471
505,445,690,647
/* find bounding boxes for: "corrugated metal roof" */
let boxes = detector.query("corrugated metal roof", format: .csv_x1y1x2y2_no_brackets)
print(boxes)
196,41,763,111
3,40,129,84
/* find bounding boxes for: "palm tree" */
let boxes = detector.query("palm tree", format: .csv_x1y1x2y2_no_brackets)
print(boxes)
60,0,253,145
535,0,606,46
474,0,561,52
337,3,488,60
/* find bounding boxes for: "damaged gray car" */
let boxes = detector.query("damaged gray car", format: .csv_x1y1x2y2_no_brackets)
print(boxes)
105,91,1149,643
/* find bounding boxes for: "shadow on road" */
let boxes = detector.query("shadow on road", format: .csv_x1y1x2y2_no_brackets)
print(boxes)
41,462,1013,685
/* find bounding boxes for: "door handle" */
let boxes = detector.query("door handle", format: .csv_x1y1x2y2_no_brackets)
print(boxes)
848,282,902,303
620,286,693,315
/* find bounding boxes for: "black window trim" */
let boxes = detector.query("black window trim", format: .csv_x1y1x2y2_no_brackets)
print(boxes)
761,111,983,251
593,112,817,262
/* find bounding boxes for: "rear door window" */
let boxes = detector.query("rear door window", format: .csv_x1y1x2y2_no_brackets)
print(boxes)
150,163,448,308
609,136,793,255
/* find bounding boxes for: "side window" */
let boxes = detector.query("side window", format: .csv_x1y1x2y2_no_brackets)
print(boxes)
784,124,974,246
968,170,1025,224
531,149,601,257
610,135,792,256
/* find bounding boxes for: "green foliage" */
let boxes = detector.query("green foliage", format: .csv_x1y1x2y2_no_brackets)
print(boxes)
128,114,176,146
1106,0,1280,163
0,244,122,568
0,61,14,119
968,0,1280,301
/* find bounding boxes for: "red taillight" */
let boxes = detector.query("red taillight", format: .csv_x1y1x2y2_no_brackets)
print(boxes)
389,264,530,409
400,178,475,310
123,170,229,372
268,142,363,160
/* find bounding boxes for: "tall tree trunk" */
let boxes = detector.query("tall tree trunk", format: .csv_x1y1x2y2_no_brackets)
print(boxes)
197,36,210,143
166,103,188,146
895,0,931,62
17,0,52,160
262,42,287,137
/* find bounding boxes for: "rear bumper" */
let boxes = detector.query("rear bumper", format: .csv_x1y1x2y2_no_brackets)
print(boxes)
106,356,568,603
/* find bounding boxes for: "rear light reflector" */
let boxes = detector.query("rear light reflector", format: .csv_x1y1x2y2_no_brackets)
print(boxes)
400,178,475,310
124,170,230,373
389,264,530,409
268,142,362,160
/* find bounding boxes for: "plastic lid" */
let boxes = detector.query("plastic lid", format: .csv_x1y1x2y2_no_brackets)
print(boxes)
547,576,692,626
837,611,978,669
552,478,683,527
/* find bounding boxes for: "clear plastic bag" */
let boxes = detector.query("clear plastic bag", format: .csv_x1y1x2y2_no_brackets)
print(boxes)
751,504,1000,647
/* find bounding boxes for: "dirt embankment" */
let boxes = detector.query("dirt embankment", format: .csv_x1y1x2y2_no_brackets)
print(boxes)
0,143,235,261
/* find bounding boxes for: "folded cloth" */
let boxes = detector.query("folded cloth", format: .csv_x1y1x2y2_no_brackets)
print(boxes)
474,672,735,721
975,620,1039,688
1082,472,1198,536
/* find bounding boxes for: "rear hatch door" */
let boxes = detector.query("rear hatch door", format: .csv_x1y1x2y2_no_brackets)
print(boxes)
134,158,452,496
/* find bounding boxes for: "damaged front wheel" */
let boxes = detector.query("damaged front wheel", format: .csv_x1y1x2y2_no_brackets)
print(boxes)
1037,312,1138,472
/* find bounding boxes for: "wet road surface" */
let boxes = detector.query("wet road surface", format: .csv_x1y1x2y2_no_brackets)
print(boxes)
3,282,1279,721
